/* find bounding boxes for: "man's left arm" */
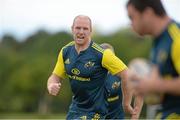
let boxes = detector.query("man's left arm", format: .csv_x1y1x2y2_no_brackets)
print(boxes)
132,67,180,95
131,94,144,119
117,69,134,114
117,70,144,119
102,49,143,117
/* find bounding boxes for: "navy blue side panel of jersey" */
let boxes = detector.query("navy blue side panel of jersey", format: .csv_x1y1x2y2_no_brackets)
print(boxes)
105,73,124,119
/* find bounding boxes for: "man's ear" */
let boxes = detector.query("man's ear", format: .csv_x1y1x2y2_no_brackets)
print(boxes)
90,26,92,32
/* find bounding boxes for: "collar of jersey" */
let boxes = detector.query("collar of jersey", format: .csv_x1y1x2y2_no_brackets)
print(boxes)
74,40,93,54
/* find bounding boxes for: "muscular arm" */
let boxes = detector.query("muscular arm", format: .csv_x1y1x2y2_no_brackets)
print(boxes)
117,69,144,118
47,74,62,96
47,74,61,86
47,48,65,96
116,69,134,114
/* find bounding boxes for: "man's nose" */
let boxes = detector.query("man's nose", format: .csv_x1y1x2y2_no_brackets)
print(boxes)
79,28,84,33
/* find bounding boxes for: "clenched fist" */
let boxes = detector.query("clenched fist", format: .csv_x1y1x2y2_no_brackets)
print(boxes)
47,82,61,96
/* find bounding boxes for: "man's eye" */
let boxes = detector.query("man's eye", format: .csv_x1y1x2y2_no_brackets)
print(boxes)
76,27,81,30
84,28,88,30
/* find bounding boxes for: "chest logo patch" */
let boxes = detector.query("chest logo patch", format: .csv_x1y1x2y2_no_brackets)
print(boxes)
84,61,95,68
112,81,120,89
65,58,70,64
71,68,80,75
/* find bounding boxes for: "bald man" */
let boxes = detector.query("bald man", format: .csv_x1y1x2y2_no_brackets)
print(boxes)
47,15,139,119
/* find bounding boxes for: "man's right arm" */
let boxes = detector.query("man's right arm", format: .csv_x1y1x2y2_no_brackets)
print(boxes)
47,49,66,96
47,74,62,96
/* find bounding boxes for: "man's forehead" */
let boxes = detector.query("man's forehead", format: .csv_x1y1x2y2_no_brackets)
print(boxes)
72,15,92,31
74,17,90,23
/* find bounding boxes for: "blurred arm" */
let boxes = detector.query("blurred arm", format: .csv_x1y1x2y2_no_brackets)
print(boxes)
161,77,180,95
144,67,180,95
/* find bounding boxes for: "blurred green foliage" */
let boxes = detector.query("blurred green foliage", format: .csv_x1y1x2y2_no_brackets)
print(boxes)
0,28,152,116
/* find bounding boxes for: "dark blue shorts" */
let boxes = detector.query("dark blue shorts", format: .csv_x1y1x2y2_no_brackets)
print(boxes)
66,111,106,120
105,109,124,119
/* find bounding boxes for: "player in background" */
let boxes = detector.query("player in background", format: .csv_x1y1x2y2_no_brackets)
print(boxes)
101,43,143,119
101,43,125,119
126,0,180,119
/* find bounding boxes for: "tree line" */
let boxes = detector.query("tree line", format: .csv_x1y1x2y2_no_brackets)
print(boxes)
0,28,152,114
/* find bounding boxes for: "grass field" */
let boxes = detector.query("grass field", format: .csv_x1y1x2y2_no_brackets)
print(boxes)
0,113,66,119
0,113,148,119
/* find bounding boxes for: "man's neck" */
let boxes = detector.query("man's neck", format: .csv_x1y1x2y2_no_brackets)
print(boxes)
75,40,91,54
151,15,171,37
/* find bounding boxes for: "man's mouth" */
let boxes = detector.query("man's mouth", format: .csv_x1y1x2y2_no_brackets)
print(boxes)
77,35,85,40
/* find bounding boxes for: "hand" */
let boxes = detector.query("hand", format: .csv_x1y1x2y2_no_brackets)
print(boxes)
131,94,144,120
47,82,61,96
130,106,140,120
123,103,135,115
131,114,139,120
132,68,162,94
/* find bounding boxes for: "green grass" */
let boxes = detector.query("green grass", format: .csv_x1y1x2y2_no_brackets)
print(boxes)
0,113,66,119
